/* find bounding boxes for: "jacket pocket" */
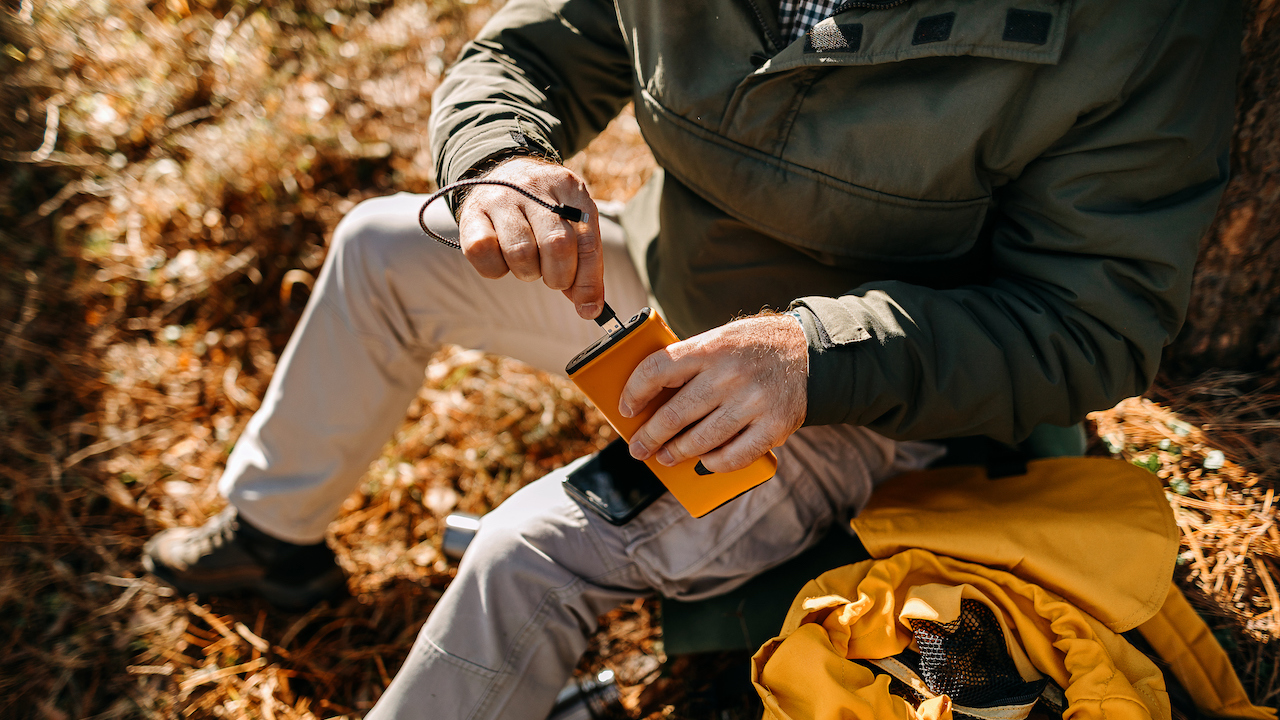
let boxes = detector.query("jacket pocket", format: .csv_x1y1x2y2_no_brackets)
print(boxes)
706,0,1074,262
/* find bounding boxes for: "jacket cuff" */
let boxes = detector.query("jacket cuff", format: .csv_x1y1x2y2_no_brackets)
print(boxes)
436,122,563,212
790,298,869,427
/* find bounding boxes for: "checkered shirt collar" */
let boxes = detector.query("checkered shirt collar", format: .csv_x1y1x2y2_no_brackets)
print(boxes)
778,0,844,44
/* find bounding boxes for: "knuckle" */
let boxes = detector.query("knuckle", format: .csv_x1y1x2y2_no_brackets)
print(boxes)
576,231,601,255
571,278,603,299
741,386,768,410
654,402,684,434
633,355,661,384
540,229,572,253
663,437,688,462
666,339,700,363
688,424,720,453
714,403,741,431
504,241,540,271
632,426,657,451
461,245,506,280
741,438,771,465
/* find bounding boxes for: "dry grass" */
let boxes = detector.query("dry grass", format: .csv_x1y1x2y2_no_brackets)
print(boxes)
0,0,667,716
0,0,1275,717
1091,386,1280,706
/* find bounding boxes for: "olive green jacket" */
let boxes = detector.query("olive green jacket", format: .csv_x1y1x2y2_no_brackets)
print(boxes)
429,0,1239,443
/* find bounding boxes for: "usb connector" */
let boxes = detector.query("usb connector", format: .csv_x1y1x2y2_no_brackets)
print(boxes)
594,303,624,335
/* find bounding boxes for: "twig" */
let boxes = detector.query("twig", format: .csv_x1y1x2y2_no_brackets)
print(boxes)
0,150,104,167
87,573,174,598
1175,508,1212,578
1254,558,1280,624
91,580,141,618
235,622,271,654
179,658,268,693
1,270,40,363
222,360,261,410
186,602,242,645
278,604,328,650
126,665,175,676
28,102,60,162
164,105,220,131
63,420,171,469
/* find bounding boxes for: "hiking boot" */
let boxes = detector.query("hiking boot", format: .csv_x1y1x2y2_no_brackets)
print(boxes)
143,506,347,610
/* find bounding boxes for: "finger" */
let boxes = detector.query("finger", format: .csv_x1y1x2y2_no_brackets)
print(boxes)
633,377,726,465
654,399,755,467
619,345,701,421
525,208,576,291
562,202,604,318
490,205,541,282
696,423,776,473
458,208,509,279
624,361,706,462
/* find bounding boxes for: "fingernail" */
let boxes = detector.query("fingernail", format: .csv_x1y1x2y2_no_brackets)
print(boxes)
656,449,675,466
579,303,599,319
619,400,633,418
629,440,648,460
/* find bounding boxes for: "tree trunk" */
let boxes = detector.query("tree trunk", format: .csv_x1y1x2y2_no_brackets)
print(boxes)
1167,0,1280,376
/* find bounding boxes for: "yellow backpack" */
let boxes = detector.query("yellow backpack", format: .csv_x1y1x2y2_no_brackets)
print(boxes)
750,458,1274,720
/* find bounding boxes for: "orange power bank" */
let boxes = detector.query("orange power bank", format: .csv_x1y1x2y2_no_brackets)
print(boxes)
566,307,778,518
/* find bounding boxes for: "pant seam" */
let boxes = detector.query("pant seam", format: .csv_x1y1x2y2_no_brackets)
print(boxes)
419,635,501,678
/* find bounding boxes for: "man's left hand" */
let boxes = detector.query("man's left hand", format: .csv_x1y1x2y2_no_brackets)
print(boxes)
620,314,809,473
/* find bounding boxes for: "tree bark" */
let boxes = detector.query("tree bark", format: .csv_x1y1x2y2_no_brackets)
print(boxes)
1167,0,1280,376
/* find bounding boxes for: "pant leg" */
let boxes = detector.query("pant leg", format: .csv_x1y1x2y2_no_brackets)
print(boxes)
367,426,941,720
221,193,649,543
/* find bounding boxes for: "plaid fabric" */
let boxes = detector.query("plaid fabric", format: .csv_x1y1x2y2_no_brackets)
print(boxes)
778,0,844,44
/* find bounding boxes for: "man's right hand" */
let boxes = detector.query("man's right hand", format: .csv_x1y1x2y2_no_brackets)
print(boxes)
457,157,605,320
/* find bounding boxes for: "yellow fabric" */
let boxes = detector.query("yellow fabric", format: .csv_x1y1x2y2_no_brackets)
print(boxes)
1137,586,1275,720
752,457,1275,720
850,457,1179,632
752,550,1170,720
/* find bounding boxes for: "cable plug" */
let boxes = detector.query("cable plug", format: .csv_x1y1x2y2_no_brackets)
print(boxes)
553,204,589,224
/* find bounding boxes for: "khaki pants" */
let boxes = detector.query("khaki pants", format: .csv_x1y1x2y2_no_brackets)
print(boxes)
219,192,939,719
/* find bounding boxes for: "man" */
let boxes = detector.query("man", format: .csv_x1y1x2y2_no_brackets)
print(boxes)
144,0,1240,717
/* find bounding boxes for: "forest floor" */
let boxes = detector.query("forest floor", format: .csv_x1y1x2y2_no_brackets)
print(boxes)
0,0,1276,717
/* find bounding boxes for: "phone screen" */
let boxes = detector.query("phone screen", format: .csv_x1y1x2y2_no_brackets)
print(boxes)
563,438,669,525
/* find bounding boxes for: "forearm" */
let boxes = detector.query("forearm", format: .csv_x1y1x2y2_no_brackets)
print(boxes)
793,281,1165,444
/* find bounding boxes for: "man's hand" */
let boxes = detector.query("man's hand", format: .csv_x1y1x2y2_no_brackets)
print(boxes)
621,314,809,472
457,157,604,319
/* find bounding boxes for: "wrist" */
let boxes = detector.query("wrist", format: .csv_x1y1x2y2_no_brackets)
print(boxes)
452,148,561,217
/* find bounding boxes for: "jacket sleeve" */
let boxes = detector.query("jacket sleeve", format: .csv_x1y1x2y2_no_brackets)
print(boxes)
794,2,1239,444
428,0,633,189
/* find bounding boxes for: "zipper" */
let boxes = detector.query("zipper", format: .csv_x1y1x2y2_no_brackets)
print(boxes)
830,0,913,13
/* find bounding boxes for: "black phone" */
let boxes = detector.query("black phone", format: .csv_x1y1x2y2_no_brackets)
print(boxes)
563,438,669,525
